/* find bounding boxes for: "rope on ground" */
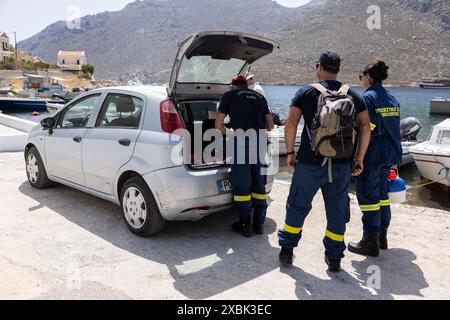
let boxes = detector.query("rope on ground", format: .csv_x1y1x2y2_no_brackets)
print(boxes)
407,177,448,190
407,154,450,190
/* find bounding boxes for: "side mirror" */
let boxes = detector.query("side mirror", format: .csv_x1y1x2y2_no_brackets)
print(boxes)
41,117,56,130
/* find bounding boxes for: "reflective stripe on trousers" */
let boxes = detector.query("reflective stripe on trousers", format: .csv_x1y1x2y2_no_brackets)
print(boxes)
278,162,350,261
231,162,268,225
356,165,392,235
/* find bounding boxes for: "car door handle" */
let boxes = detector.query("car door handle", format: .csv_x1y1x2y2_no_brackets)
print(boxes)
118,138,131,147
73,136,82,143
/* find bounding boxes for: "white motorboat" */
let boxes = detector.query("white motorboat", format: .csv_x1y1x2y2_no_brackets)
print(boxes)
399,117,423,166
401,141,419,166
430,98,450,115
410,119,450,188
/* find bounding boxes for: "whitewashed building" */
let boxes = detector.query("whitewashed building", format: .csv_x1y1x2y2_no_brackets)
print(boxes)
0,32,12,63
57,50,87,73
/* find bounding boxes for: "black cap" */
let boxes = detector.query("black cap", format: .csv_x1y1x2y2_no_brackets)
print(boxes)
317,52,341,72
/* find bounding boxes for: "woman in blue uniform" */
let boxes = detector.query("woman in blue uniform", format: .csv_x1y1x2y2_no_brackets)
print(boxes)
348,60,402,257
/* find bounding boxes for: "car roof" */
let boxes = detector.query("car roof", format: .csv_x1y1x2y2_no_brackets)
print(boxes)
90,85,168,98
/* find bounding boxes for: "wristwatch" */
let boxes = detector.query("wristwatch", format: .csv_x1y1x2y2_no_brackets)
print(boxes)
286,151,296,156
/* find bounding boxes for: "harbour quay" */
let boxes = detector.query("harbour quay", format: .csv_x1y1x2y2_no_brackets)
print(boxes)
0,151,449,300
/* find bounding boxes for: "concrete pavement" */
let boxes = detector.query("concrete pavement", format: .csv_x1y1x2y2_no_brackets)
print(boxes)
0,152,449,300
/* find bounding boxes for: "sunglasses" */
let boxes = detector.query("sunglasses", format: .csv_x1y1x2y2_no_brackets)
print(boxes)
359,73,367,81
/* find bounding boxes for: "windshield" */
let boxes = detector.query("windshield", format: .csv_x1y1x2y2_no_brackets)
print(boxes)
177,56,247,84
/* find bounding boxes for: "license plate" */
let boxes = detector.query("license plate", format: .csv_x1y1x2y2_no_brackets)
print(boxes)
218,179,233,194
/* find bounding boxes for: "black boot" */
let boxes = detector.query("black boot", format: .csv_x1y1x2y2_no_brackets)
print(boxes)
348,234,380,257
279,247,294,265
252,223,264,235
232,219,252,238
325,257,341,273
379,227,388,250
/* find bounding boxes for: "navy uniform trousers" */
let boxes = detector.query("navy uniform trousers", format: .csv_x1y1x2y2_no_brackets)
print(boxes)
355,165,392,235
278,162,351,261
231,141,268,225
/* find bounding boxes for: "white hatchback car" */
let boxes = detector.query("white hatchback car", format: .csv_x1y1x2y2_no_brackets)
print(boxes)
25,31,278,236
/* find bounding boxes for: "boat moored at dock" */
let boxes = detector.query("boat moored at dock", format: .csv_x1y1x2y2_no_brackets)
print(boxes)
410,119,450,188
420,78,450,89
0,97,48,112
430,98,450,115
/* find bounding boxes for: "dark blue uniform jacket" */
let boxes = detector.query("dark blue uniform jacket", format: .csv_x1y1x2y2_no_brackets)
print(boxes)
364,84,402,167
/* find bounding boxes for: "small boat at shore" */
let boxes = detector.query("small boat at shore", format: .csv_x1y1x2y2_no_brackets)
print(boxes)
402,141,419,166
410,119,450,188
430,98,450,115
420,78,450,89
420,79,450,89
400,117,422,166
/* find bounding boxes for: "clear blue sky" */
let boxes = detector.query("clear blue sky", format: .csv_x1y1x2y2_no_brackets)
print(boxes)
0,0,311,42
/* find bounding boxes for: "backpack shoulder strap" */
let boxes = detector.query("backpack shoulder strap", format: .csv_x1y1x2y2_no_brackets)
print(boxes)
310,83,328,94
338,84,350,95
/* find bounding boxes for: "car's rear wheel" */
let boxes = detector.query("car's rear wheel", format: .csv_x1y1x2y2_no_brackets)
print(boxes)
120,177,165,237
26,147,53,189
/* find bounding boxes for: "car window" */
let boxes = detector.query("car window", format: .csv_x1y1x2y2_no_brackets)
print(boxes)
178,56,246,84
57,94,101,129
438,130,450,145
96,93,144,128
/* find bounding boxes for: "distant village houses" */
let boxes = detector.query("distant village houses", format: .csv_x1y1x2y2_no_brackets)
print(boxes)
0,32,13,63
57,50,87,74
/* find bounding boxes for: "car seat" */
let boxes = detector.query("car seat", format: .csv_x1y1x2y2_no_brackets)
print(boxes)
110,96,138,127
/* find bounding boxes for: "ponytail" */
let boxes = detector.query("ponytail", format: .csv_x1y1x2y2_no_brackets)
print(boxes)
362,59,389,84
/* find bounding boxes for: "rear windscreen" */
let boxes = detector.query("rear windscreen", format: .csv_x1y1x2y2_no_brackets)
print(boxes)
178,57,246,85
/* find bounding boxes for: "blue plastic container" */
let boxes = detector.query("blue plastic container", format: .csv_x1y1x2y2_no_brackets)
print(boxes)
388,170,406,204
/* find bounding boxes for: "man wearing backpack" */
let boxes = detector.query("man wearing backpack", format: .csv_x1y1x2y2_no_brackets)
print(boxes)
278,52,372,272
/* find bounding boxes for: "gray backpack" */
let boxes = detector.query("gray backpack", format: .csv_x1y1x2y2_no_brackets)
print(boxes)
305,83,357,181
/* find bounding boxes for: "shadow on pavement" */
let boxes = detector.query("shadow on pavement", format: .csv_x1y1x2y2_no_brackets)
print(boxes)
351,249,429,298
280,247,428,299
19,181,429,300
19,181,280,299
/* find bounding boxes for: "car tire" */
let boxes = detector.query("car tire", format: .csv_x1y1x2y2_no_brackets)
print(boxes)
120,177,165,237
25,147,53,189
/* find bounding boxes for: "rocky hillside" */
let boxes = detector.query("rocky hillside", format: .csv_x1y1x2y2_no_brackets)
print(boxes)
19,0,305,82
19,0,449,85
254,0,450,85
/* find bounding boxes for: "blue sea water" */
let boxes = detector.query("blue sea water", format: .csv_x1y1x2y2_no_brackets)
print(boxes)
263,85,450,140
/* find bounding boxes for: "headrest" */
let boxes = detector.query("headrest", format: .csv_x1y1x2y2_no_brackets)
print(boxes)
116,96,135,113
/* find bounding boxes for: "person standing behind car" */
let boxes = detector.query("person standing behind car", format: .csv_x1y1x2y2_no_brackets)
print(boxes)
216,75,274,238
278,52,372,273
247,74,266,97
348,60,402,257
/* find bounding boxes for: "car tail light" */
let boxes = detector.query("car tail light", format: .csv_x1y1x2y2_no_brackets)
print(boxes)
160,99,183,134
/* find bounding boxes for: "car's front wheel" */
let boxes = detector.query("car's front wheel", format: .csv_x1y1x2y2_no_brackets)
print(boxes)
26,147,53,189
120,177,165,237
